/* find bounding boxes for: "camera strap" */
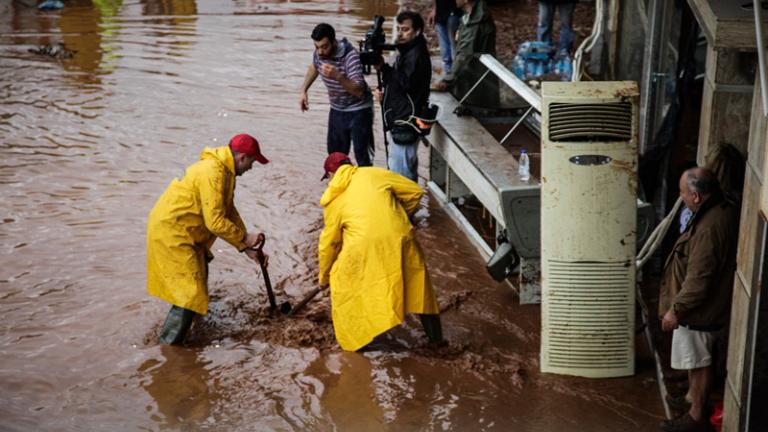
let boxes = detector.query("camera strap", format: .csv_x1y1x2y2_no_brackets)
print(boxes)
394,97,439,137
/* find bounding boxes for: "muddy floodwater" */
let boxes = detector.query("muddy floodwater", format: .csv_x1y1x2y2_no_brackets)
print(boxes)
1,1,663,430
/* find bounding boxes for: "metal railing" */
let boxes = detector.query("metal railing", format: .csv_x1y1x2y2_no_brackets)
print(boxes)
457,54,543,147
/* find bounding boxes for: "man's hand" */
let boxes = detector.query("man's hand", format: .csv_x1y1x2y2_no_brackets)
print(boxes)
243,232,269,266
299,64,318,110
319,63,341,80
244,247,258,262
661,308,679,332
433,80,448,92
245,249,269,267
320,62,364,98
373,88,383,102
373,56,384,71
427,7,436,27
244,232,263,249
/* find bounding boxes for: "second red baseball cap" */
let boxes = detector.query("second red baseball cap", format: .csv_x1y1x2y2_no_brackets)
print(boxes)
321,152,351,180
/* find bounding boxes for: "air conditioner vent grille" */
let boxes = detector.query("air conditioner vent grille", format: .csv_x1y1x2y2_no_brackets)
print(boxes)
548,102,632,142
543,260,633,370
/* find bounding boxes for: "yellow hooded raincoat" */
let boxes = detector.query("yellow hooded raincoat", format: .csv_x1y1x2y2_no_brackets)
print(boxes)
318,165,439,351
147,146,248,315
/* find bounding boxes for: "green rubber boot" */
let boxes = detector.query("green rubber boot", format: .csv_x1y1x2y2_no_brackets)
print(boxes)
419,314,443,344
158,305,197,345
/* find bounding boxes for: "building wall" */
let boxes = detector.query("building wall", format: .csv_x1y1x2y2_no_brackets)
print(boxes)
697,48,755,166
723,76,768,432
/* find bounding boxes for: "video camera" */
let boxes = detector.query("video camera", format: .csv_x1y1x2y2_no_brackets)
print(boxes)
358,15,395,76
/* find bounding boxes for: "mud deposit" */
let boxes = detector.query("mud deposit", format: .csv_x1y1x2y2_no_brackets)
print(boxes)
1,1,661,430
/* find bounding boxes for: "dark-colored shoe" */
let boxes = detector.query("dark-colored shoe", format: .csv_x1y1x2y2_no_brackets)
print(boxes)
660,413,708,432
158,305,197,345
419,314,443,344
666,394,692,415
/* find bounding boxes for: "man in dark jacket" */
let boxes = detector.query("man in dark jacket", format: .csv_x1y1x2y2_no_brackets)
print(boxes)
433,0,496,108
374,11,431,181
659,167,739,432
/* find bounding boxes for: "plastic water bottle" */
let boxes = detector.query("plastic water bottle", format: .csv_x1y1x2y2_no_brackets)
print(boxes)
525,59,536,80
38,0,64,10
518,149,530,182
561,56,573,81
512,55,526,79
551,57,560,77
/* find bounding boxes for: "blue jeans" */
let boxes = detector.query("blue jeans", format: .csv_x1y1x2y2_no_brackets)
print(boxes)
538,1,576,54
387,132,418,182
327,107,374,166
435,14,460,73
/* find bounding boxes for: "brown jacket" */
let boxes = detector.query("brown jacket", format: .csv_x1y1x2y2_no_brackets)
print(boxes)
659,193,739,328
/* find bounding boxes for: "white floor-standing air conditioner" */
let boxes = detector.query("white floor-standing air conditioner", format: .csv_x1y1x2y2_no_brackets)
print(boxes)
540,81,639,378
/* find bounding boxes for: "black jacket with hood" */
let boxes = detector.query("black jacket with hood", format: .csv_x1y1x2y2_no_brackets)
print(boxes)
380,34,431,141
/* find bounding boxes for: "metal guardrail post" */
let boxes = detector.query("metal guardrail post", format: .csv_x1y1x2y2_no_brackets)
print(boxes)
479,54,542,112
500,106,535,145
457,69,491,105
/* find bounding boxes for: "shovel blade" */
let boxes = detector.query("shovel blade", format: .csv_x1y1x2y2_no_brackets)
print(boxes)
279,302,292,315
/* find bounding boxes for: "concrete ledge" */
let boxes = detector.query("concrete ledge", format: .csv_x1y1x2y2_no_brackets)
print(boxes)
428,91,542,259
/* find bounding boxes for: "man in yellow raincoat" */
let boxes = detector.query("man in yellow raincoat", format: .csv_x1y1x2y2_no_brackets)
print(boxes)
318,152,442,351
147,133,269,345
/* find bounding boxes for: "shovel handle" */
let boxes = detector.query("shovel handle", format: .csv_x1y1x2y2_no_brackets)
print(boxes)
253,233,266,261
258,259,277,310
288,285,326,316
251,234,277,310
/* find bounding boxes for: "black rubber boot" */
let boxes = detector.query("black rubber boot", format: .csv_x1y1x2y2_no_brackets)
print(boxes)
158,305,197,345
419,314,443,343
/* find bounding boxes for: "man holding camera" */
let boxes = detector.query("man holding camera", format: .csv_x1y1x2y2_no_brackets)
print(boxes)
374,11,431,182
299,23,374,167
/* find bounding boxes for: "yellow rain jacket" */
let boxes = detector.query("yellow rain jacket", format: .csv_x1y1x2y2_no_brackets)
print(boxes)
147,146,248,315
318,165,439,351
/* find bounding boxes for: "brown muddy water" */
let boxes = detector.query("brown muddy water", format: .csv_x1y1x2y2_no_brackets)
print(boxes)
1,0,663,430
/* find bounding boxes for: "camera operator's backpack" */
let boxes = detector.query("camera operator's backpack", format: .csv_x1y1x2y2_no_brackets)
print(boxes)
390,102,439,144
415,103,439,136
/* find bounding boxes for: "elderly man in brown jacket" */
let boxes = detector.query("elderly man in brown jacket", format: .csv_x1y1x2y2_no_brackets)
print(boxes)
659,167,739,432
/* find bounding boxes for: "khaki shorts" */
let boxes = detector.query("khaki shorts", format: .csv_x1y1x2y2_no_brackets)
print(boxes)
671,325,715,370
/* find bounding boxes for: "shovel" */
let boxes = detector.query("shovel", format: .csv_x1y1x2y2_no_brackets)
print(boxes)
253,234,292,315
287,285,328,317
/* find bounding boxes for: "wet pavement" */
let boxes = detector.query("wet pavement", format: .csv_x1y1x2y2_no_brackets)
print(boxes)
1,0,663,430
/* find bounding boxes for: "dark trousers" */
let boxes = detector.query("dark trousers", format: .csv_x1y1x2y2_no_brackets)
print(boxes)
327,107,374,166
419,314,443,343
159,305,197,345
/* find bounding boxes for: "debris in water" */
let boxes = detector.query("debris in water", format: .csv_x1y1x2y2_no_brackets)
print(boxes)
38,0,64,11
28,43,75,60
439,290,473,312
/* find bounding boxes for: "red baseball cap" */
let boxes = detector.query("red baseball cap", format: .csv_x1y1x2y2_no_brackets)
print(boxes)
229,134,269,164
321,152,351,180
